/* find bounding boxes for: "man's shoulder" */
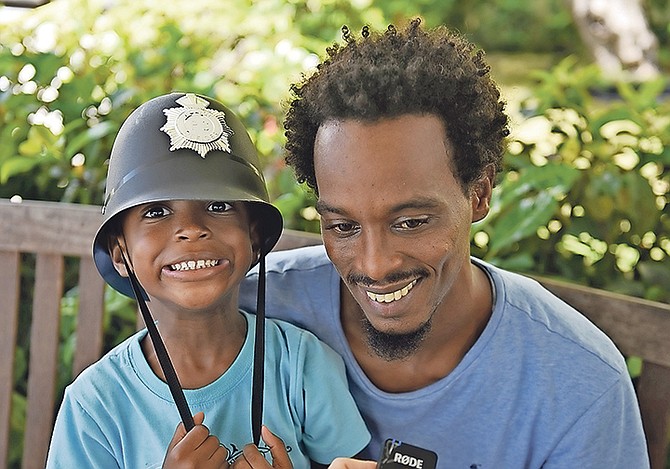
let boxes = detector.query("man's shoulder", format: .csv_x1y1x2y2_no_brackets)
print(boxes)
263,244,331,274
470,260,636,432
476,258,627,375
261,314,344,369
240,245,340,330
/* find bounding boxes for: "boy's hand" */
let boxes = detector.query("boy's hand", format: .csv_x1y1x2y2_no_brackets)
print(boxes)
163,412,229,468
231,426,292,469
328,458,376,469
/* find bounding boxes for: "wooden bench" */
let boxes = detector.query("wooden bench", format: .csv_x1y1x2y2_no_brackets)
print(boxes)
1,198,669,468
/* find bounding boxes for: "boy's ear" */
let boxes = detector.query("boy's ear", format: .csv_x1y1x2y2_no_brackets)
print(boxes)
109,238,129,278
249,218,263,262
471,165,495,223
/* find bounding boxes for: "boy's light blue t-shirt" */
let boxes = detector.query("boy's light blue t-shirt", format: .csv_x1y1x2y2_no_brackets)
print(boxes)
240,245,649,468
46,310,370,468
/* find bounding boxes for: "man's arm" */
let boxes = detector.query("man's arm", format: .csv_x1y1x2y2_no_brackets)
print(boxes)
327,458,376,468
313,451,373,469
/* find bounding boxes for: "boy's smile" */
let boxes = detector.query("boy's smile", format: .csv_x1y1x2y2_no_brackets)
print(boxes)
162,256,228,283
169,258,221,271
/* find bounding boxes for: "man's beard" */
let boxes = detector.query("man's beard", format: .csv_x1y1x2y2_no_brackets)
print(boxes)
361,316,432,361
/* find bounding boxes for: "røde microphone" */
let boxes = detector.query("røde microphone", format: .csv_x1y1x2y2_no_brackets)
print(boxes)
377,439,438,469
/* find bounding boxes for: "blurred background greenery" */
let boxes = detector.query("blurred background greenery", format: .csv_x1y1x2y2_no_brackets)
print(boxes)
1,0,669,466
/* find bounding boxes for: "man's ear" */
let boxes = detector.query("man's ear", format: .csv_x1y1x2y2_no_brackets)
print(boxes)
471,165,495,223
109,238,129,278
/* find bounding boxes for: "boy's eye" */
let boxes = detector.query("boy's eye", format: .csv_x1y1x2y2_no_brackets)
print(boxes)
143,206,170,218
208,201,233,213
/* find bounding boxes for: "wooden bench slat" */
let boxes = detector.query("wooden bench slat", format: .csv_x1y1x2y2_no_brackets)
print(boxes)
0,199,101,257
273,229,322,251
0,251,20,469
73,258,106,377
22,253,64,469
638,362,670,469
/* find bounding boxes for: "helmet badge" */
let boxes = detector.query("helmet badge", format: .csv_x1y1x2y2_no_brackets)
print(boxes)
160,93,234,158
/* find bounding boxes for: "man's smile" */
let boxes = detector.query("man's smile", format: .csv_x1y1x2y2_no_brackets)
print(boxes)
365,279,418,303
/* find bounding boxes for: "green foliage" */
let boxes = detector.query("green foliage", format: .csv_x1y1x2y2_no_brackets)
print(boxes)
373,0,576,53
472,62,670,302
2,1,669,465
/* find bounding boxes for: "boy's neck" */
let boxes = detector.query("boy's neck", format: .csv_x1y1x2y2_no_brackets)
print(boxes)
140,308,247,389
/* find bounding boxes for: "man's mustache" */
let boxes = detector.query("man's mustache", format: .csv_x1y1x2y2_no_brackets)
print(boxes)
346,268,429,288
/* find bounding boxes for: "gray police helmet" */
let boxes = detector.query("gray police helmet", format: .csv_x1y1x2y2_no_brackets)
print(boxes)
93,92,283,298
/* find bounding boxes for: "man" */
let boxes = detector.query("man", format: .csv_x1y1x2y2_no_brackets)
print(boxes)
240,19,649,467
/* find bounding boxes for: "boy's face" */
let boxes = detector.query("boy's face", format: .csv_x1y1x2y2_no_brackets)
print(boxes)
111,199,257,313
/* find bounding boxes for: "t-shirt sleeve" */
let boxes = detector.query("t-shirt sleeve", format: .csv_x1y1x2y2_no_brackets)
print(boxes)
46,388,120,469
294,331,371,464
543,372,649,468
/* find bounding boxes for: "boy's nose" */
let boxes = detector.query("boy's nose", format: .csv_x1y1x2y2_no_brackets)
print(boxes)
174,212,211,241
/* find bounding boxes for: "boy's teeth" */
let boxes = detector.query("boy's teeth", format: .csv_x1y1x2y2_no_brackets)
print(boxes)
366,279,418,303
171,259,219,271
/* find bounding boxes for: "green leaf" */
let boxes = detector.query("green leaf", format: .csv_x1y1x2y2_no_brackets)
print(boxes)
64,121,116,159
0,157,41,184
616,171,659,234
626,356,642,379
488,190,558,257
502,164,579,203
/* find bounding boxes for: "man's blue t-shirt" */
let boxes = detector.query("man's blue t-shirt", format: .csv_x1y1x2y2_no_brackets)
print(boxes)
46,310,370,468
240,245,649,468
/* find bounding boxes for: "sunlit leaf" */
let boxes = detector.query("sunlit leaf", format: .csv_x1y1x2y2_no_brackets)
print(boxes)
63,121,116,159
0,156,41,184
488,190,558,256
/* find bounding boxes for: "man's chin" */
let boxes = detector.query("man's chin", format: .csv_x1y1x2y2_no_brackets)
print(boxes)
361,317,432,361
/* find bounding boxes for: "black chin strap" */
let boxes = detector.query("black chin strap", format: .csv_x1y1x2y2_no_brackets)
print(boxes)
117,242,195,432
251,248,266,445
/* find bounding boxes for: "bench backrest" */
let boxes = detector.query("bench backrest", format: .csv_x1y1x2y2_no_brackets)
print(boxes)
1,199,669,468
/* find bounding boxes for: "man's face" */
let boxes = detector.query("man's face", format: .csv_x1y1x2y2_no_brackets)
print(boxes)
314,115,490,356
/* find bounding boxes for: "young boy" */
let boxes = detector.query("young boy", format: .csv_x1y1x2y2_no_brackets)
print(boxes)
46,92,370,468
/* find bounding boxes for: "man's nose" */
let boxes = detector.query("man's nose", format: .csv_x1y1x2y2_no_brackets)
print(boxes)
355,229,402,284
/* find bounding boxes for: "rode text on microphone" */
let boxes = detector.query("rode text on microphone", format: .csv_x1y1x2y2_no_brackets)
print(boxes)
377,439,438,469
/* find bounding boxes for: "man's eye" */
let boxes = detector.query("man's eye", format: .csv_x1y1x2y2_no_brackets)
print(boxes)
396,218,428,230
208,201,233,213
325,221,359,235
